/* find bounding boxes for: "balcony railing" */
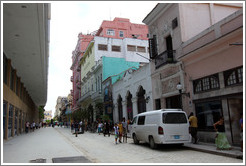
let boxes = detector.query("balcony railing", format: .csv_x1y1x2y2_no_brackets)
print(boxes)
155,50,176,69
91,90,103,100
70,76,73,82
77,91,93,104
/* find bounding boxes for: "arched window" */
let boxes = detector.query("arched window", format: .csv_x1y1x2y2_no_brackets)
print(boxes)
117,95,123,122
193,74,220,93
137,86,146,114
126,92,133,120
224,66,243,86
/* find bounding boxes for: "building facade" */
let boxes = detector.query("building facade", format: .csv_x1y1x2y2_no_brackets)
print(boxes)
143,3,243,145
112,63,153,123
180,9,243,145
44,110,52,122
3,3,50,140
77,17,149,123
70,33,94,112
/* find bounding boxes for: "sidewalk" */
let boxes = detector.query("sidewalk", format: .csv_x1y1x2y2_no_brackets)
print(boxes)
125,132,243,160
183,142,243,160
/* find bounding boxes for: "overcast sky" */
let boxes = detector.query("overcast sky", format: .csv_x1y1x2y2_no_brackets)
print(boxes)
44,1,158,116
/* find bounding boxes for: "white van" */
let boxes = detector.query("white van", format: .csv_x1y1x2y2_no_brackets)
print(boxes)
130,109,191,149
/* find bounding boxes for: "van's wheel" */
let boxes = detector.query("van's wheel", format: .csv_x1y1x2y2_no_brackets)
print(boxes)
133,134,139,144
149,136,157,149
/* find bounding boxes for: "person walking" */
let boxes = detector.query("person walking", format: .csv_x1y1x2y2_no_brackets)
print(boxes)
188,112,198,144
113,123,119,144
213,116,231,150
122,117,128,143
74,121,79,137
118,121,123,143
103,120,110,137
98,121,103,135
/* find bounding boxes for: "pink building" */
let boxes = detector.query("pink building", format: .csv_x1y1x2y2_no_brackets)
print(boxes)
96,17,148,40
71,17,148,113
181,9,243,145
143,3,243,145
70,33,94,112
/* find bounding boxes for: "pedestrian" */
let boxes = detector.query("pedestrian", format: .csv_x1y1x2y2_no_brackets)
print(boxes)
103,120,110,137
114,123,119,144
122,117,128,143
118,121,123,143
98,121,103,135
240,113,243,152
213,116,231,150
74,121,79,137
32,121,35,132
188,112,198,144
25,121,29,133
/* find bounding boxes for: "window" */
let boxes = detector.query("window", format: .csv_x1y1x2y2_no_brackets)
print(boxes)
172,17,178,29
107,29,115,36
155,99,161,110
137,46,146,53
119,31,124,37
137,116,145,125
15,108,18,135
149,35,158,59
98,44,108,51
112,45,121,52
193,74,220,93
4,54,8,84
8,104,14,137
224,66,243,86
195,100,222,131
3,101,7,139
163,113,187,124
132,117,137,124
127,45,136,52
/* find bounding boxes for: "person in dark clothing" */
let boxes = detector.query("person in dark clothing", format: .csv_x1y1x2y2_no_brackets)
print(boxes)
103,120,110,137
74,121,79,137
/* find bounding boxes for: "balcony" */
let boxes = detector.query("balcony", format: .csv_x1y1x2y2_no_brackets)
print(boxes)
91,90,103,100
77,91,93,104
76,84,81,89
77,66,81,72
70,76,73,82
155,50,176,69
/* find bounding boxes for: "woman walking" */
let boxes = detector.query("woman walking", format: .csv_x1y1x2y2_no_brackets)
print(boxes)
213,116,231,150
114,123,119,144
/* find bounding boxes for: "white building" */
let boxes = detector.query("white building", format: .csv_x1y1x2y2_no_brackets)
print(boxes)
112,63,153,122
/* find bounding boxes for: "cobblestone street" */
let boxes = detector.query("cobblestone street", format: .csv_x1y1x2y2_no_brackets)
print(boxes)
3,126,243,164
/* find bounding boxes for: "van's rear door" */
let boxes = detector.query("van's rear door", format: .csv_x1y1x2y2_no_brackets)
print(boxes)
162,112,190,141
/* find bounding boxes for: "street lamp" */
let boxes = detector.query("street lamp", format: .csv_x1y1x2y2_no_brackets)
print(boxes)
176,82,190,110
176,82,190,98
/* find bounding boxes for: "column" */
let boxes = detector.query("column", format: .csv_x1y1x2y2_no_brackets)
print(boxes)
113,103,118,123
132,97,138,117
122,101,127,121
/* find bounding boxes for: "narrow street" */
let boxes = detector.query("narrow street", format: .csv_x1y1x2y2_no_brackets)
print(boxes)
3,126,243,163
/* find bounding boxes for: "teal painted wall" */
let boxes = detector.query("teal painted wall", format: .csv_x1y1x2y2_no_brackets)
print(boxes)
102,56,139,84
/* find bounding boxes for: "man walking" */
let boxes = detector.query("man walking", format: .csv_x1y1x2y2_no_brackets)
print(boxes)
189,112,198,144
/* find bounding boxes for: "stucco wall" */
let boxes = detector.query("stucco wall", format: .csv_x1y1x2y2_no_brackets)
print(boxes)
112,64,153,122
102,56,140,84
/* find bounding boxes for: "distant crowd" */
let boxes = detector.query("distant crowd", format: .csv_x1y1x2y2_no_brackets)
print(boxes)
71,117,131,144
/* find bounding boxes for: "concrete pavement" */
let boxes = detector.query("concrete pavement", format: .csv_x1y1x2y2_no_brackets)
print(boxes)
2,126,244,163
2,126,85,163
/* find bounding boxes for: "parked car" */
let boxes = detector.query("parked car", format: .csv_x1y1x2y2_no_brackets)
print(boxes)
130,109,191,149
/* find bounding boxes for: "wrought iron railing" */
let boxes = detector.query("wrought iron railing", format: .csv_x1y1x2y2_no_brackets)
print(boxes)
155,50,176,69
